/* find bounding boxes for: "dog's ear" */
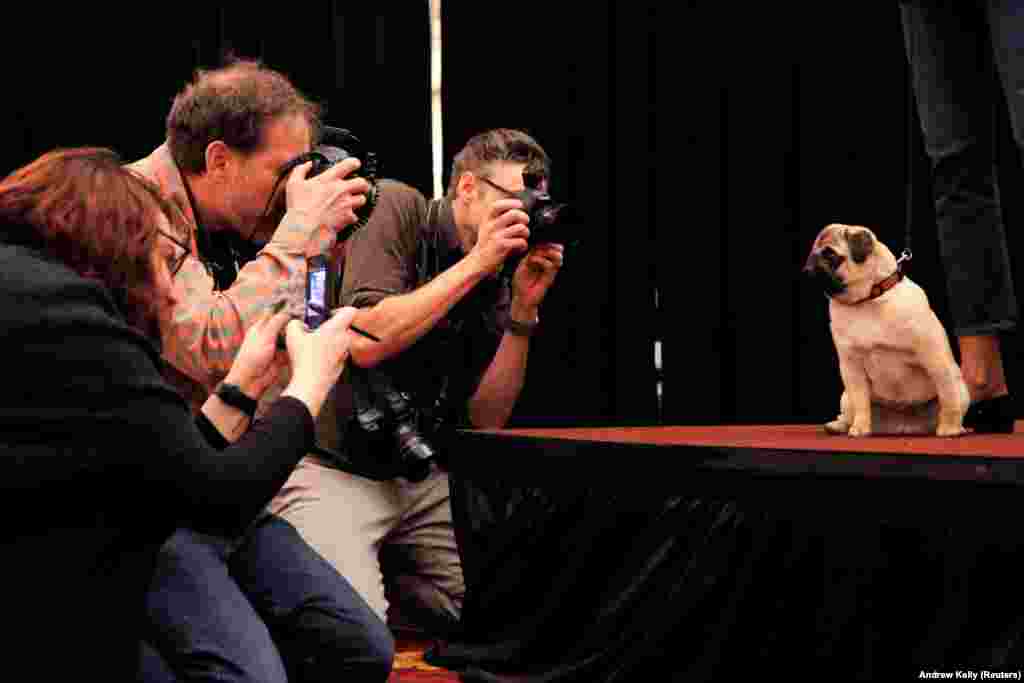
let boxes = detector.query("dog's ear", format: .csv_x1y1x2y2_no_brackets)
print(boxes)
803,246,819,274
846,229,874,264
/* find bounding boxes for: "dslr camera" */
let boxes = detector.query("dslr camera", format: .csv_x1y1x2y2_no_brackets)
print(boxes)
501,175,580,278
349,366,441,483
518,187,575,248
273,125,380,243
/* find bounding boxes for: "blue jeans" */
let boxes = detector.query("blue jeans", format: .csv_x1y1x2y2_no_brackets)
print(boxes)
900,0,1022,336
139,516,394,683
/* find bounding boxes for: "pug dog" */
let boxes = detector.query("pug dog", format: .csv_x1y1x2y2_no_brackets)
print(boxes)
803,223,969,437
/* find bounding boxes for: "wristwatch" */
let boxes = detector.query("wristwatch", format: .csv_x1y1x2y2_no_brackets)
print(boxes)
216,383,258,418
502,313,539,337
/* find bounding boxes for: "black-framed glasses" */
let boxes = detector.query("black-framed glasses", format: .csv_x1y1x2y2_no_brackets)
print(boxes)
479,171,546,198
158,229,191,278
479,176,520,197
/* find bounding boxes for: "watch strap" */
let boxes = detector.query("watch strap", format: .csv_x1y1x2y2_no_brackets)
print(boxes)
501,313,539,337
216,383,258,417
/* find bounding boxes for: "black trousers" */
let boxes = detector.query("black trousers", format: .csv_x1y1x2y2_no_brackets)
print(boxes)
900,0,1022,336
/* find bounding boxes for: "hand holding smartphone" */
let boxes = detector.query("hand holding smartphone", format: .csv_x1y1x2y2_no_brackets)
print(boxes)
276,256,380,350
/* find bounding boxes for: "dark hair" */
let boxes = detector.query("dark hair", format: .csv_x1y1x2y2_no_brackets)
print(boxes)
166,56,322,175
446,128,551,198
0,147,188,335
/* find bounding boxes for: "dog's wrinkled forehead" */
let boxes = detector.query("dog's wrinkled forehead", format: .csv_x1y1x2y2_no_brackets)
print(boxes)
813,224,849,250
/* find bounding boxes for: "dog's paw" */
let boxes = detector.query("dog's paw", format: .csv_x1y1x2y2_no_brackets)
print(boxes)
824,420,849,435
936,423,967,438
848,422,872,438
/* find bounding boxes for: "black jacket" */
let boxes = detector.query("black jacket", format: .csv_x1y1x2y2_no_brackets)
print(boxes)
0,229,313,679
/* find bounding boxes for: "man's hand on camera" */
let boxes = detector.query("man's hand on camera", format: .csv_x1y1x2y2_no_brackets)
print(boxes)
469,199,531,276
285,157,369,256
511,243,564,316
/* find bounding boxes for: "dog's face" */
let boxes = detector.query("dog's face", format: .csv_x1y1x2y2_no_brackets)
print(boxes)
803,223,880,299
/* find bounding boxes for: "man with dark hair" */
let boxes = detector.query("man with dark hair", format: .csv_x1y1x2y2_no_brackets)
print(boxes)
269,128,565,636
131,58,394,683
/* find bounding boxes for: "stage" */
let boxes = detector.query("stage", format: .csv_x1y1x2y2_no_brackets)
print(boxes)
454,421,1024,479
428,422,1024,682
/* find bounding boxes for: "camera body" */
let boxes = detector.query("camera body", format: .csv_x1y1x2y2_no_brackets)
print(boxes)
517,188,576,249
276,126,380,244
500,187,578,278
307,127,378,242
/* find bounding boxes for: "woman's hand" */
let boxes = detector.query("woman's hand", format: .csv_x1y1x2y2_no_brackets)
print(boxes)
281,306,360,418
223,301,292,399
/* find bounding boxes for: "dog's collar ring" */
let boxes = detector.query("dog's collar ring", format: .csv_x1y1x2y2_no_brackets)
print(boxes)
851,248,911,304
896,248,913,271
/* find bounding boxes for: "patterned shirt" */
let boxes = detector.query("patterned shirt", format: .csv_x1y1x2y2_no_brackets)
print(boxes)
129,143,330,413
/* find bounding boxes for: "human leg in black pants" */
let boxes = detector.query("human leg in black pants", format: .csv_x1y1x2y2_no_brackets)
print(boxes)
138,640,179,683
230,515,395,683
900,0,1023,430
142,518,394,682
142,527,290,682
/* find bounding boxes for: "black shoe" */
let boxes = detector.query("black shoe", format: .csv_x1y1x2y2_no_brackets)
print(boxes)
963,394,1016,434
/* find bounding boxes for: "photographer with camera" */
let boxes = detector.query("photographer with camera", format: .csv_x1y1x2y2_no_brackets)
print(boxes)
268,128,565,636
129,58,394,683
0,146,364,682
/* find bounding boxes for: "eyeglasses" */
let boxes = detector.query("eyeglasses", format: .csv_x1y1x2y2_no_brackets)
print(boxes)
157,229,191,278
479,172,546,198
479,176,520,197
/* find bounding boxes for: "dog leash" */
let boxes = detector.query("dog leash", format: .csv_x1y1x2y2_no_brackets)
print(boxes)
848,106,915,305
899,51,916,275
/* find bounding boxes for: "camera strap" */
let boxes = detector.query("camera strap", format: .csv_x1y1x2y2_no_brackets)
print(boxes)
175,161,264,291
319,197,451,480
416,199,445,287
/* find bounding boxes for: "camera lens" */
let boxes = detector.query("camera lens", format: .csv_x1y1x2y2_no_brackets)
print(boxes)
394,422,435,462
384,389,436,481
356,404,386,433
394,422,434,481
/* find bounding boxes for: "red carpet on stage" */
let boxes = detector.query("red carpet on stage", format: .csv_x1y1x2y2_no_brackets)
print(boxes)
480,421,1024,456
388,636,459,682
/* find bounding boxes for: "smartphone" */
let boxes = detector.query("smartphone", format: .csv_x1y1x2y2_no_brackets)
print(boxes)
305,255,329,330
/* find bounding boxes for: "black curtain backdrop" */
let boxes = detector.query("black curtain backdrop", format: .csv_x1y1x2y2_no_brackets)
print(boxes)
1,3,432,205
2,3,1023,430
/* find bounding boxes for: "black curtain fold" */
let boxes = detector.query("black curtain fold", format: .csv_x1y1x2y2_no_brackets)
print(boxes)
439,460,1024,681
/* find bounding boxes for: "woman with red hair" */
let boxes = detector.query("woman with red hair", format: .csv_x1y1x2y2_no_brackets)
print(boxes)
0,147,360,679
